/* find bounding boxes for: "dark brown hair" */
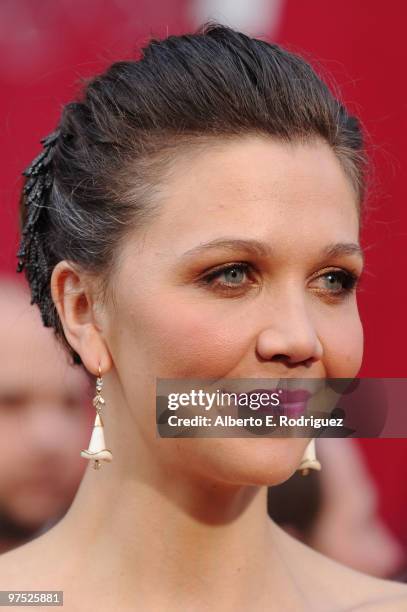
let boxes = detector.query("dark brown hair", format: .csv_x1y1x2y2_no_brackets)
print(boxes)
17,21,366,366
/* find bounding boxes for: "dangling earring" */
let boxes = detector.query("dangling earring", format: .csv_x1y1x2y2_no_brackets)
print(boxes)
297,438,321,476
81,364,113,470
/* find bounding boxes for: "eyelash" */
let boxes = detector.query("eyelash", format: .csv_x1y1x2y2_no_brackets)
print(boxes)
197,262,360,299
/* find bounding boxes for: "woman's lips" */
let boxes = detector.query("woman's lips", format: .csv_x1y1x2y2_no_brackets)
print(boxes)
279,389,312,403
233,388,312,415
279,390,312,417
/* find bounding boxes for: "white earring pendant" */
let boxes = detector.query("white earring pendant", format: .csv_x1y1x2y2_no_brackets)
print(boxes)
297,438,321,476
81,366,113,469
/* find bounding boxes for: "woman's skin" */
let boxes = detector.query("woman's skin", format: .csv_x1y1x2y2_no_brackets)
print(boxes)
1,135,406,611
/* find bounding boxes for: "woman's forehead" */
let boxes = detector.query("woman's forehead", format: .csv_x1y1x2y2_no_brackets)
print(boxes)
140,136,359,247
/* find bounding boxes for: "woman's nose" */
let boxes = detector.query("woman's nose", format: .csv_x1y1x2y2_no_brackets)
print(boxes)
255,298,323,366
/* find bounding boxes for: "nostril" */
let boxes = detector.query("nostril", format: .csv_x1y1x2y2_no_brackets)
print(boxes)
271,354,289,362
270,355,317,368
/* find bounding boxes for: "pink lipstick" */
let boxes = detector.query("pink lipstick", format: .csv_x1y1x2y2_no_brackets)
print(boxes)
234,388,312,415
278,389,312,416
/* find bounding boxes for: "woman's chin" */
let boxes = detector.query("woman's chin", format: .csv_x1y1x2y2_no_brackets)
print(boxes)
169,436,308,488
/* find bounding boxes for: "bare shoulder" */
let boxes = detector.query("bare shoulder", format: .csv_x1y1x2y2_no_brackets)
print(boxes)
0,528,95,612
310,546,407,611
0,530,67,590
349,585,407,611
0,539,45,587
273,524,407,611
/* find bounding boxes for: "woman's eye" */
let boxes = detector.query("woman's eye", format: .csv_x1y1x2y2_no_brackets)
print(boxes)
220,266,246,284
197,265,359,298
199,263,253,292
310,270,359,295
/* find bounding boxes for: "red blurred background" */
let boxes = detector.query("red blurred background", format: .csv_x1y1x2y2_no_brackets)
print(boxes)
1,0,406,545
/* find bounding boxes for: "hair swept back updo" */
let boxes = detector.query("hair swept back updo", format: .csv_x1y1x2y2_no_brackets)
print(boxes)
17,21,367,367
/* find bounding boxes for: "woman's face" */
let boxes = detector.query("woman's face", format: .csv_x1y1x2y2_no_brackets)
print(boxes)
102,135,364,486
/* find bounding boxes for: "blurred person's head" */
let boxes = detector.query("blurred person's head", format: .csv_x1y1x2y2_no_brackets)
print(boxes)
0,276,91,548
268,438,405,579
310,438,405,578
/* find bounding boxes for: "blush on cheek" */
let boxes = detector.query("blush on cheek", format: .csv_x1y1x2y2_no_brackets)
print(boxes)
324,323,364,378
138,305,247,379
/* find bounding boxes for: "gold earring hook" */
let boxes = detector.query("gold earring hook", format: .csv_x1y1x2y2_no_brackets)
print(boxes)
98,364,102,378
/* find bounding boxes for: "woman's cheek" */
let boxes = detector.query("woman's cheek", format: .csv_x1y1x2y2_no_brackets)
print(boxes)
321,311,364,378
138,303,250,378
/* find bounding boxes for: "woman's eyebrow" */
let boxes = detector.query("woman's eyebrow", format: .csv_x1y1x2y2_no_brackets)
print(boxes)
322,242,364,263
180,238,364,262
180,238,272,260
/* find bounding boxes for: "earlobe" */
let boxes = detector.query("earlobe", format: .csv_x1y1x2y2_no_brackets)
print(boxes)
50,261,112,374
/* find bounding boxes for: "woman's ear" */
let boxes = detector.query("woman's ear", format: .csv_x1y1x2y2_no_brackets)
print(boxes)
50,260,112,375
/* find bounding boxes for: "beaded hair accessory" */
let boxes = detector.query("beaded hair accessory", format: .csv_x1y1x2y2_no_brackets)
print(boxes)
16,129,60,326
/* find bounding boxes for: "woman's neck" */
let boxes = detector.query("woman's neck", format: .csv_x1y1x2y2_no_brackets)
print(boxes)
53,449,309,611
